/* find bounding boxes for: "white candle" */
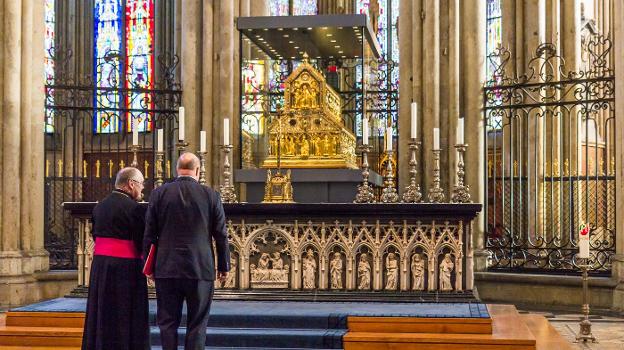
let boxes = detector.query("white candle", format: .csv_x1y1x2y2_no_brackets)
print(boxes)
386,127,393,151
456,117,464,145
200,130,206,153
411,102,418,139
362,117,369,145
157,129,164,152
433,127,440,150
132,117,139,146
178,106,185,141
223,118,230,145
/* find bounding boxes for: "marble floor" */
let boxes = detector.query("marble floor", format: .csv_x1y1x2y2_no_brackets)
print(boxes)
520,310,624,349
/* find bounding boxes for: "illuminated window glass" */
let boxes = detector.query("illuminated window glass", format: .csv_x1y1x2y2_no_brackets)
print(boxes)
125,0,154,132
44,0,55,133
94,0,155,134
293,0,317,15
270,0,289,16
486,0,502,80
270,0,317,16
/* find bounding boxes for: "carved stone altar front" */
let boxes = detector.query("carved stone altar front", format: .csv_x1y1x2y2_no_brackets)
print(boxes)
65,202,481,294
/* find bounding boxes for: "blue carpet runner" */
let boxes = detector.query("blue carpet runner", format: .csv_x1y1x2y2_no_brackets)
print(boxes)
13,298,490,349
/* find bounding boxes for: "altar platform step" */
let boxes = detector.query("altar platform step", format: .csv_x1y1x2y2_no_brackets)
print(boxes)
0,298,571,349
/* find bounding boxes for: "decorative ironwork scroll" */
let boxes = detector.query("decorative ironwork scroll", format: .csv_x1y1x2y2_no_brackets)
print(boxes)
483,32,615,274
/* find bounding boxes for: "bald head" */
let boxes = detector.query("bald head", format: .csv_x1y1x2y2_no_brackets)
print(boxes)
115,167,142,188
176,152,200,179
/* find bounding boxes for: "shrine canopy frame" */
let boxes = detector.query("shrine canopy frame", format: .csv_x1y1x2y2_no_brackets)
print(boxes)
236,14,385,172
237,14,381,60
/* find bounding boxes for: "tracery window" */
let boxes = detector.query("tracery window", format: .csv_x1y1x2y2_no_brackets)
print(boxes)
486,0,502,80
44,0,56,133
270,0,318,16
356,0,399,136
94,0,154,134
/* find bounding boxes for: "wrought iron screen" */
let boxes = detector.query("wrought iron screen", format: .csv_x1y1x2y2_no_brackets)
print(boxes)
44,49,181,269
483,34,615,274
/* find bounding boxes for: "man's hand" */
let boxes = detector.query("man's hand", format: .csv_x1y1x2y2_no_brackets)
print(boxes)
217,271,228,284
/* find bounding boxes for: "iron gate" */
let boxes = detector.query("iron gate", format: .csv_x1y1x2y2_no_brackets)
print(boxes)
483,33,615,274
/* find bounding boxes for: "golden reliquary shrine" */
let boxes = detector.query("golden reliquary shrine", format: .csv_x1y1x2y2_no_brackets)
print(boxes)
262,54,357,169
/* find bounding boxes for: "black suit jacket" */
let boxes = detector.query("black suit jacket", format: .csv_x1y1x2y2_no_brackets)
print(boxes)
143,177,230,280
92,189,146,253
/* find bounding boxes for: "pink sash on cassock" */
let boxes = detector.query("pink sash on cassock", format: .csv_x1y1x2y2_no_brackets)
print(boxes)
94,237,141,259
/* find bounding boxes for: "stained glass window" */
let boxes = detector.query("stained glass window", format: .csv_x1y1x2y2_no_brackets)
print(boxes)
125,0,154,132
293,0,317,15
270,0,317,16
94,0,154,134
44,0,55,133
356,0,399,136
486,0,502,80
94,0,123,133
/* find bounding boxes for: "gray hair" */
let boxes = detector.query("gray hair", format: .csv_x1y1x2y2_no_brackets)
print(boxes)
115,167,142,188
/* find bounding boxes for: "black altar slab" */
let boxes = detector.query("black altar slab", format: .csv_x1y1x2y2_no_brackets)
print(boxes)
235,168,383,203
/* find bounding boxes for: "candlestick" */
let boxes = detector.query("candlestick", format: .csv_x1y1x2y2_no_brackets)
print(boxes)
451,144,472,203
200,130,207,153
157,129,164,152
198,151,207,186
433,127,440,150
427,148,445,203
129,144,141,168
411,102,418,139
575,259,597,343
354,144,375,203
132,117,139,146
219,144,237,203
363,117,369,145
456,117,464,145
175,140,189,156
380,149,399,203
223,118,230,146
154,150,164,188
178,106,185,140
402,139,422,203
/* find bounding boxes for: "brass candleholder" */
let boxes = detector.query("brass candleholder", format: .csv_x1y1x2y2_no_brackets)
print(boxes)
575,260,597,343
380,150,399,203
219,145,237,203
175,140,189,156
402,140,422,203
129,144,141,168
451,144,472,203
198,151,207,186
354,144,376,203
154,151,164,188
427,148,445,203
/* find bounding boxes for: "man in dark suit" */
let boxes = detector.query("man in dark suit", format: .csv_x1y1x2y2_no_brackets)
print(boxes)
143,152,230,350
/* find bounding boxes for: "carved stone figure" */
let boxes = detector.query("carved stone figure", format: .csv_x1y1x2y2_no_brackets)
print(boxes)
270,252,285,281
223,256,237,288
439,253,454,291
253,253,271,282
329,252,343,289
385,253,398,290
302,249,317,289
411,253,425,291
357,253,371,290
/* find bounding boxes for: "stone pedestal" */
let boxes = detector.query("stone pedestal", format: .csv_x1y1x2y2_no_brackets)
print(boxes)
235,169,383,203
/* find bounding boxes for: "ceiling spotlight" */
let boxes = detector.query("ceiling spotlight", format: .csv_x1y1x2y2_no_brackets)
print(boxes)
294,46,299,49
291,56,295,59
330,39,337,43
341,55,346,58
293,27,299,30
338,27,343,29
307,27,313,30
289,41,294,44
322,27,328,30
283,34,289,38
338,51,343,54
334,45,340,48
278,28,284,31
255,35,261,38
263,28,269,31
326,33,333,37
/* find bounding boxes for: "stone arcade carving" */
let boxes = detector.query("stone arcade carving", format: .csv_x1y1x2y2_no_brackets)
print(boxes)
411,253,425,291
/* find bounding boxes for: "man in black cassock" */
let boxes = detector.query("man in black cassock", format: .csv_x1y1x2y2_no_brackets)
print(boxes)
82,167,149,350
143,152,230,350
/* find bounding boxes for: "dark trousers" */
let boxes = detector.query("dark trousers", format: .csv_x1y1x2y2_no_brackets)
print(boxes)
155,278,214,350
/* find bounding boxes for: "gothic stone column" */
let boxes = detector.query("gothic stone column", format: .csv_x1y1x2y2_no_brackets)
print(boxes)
0,0,50,307
461,0,486,279
612,0,624,312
